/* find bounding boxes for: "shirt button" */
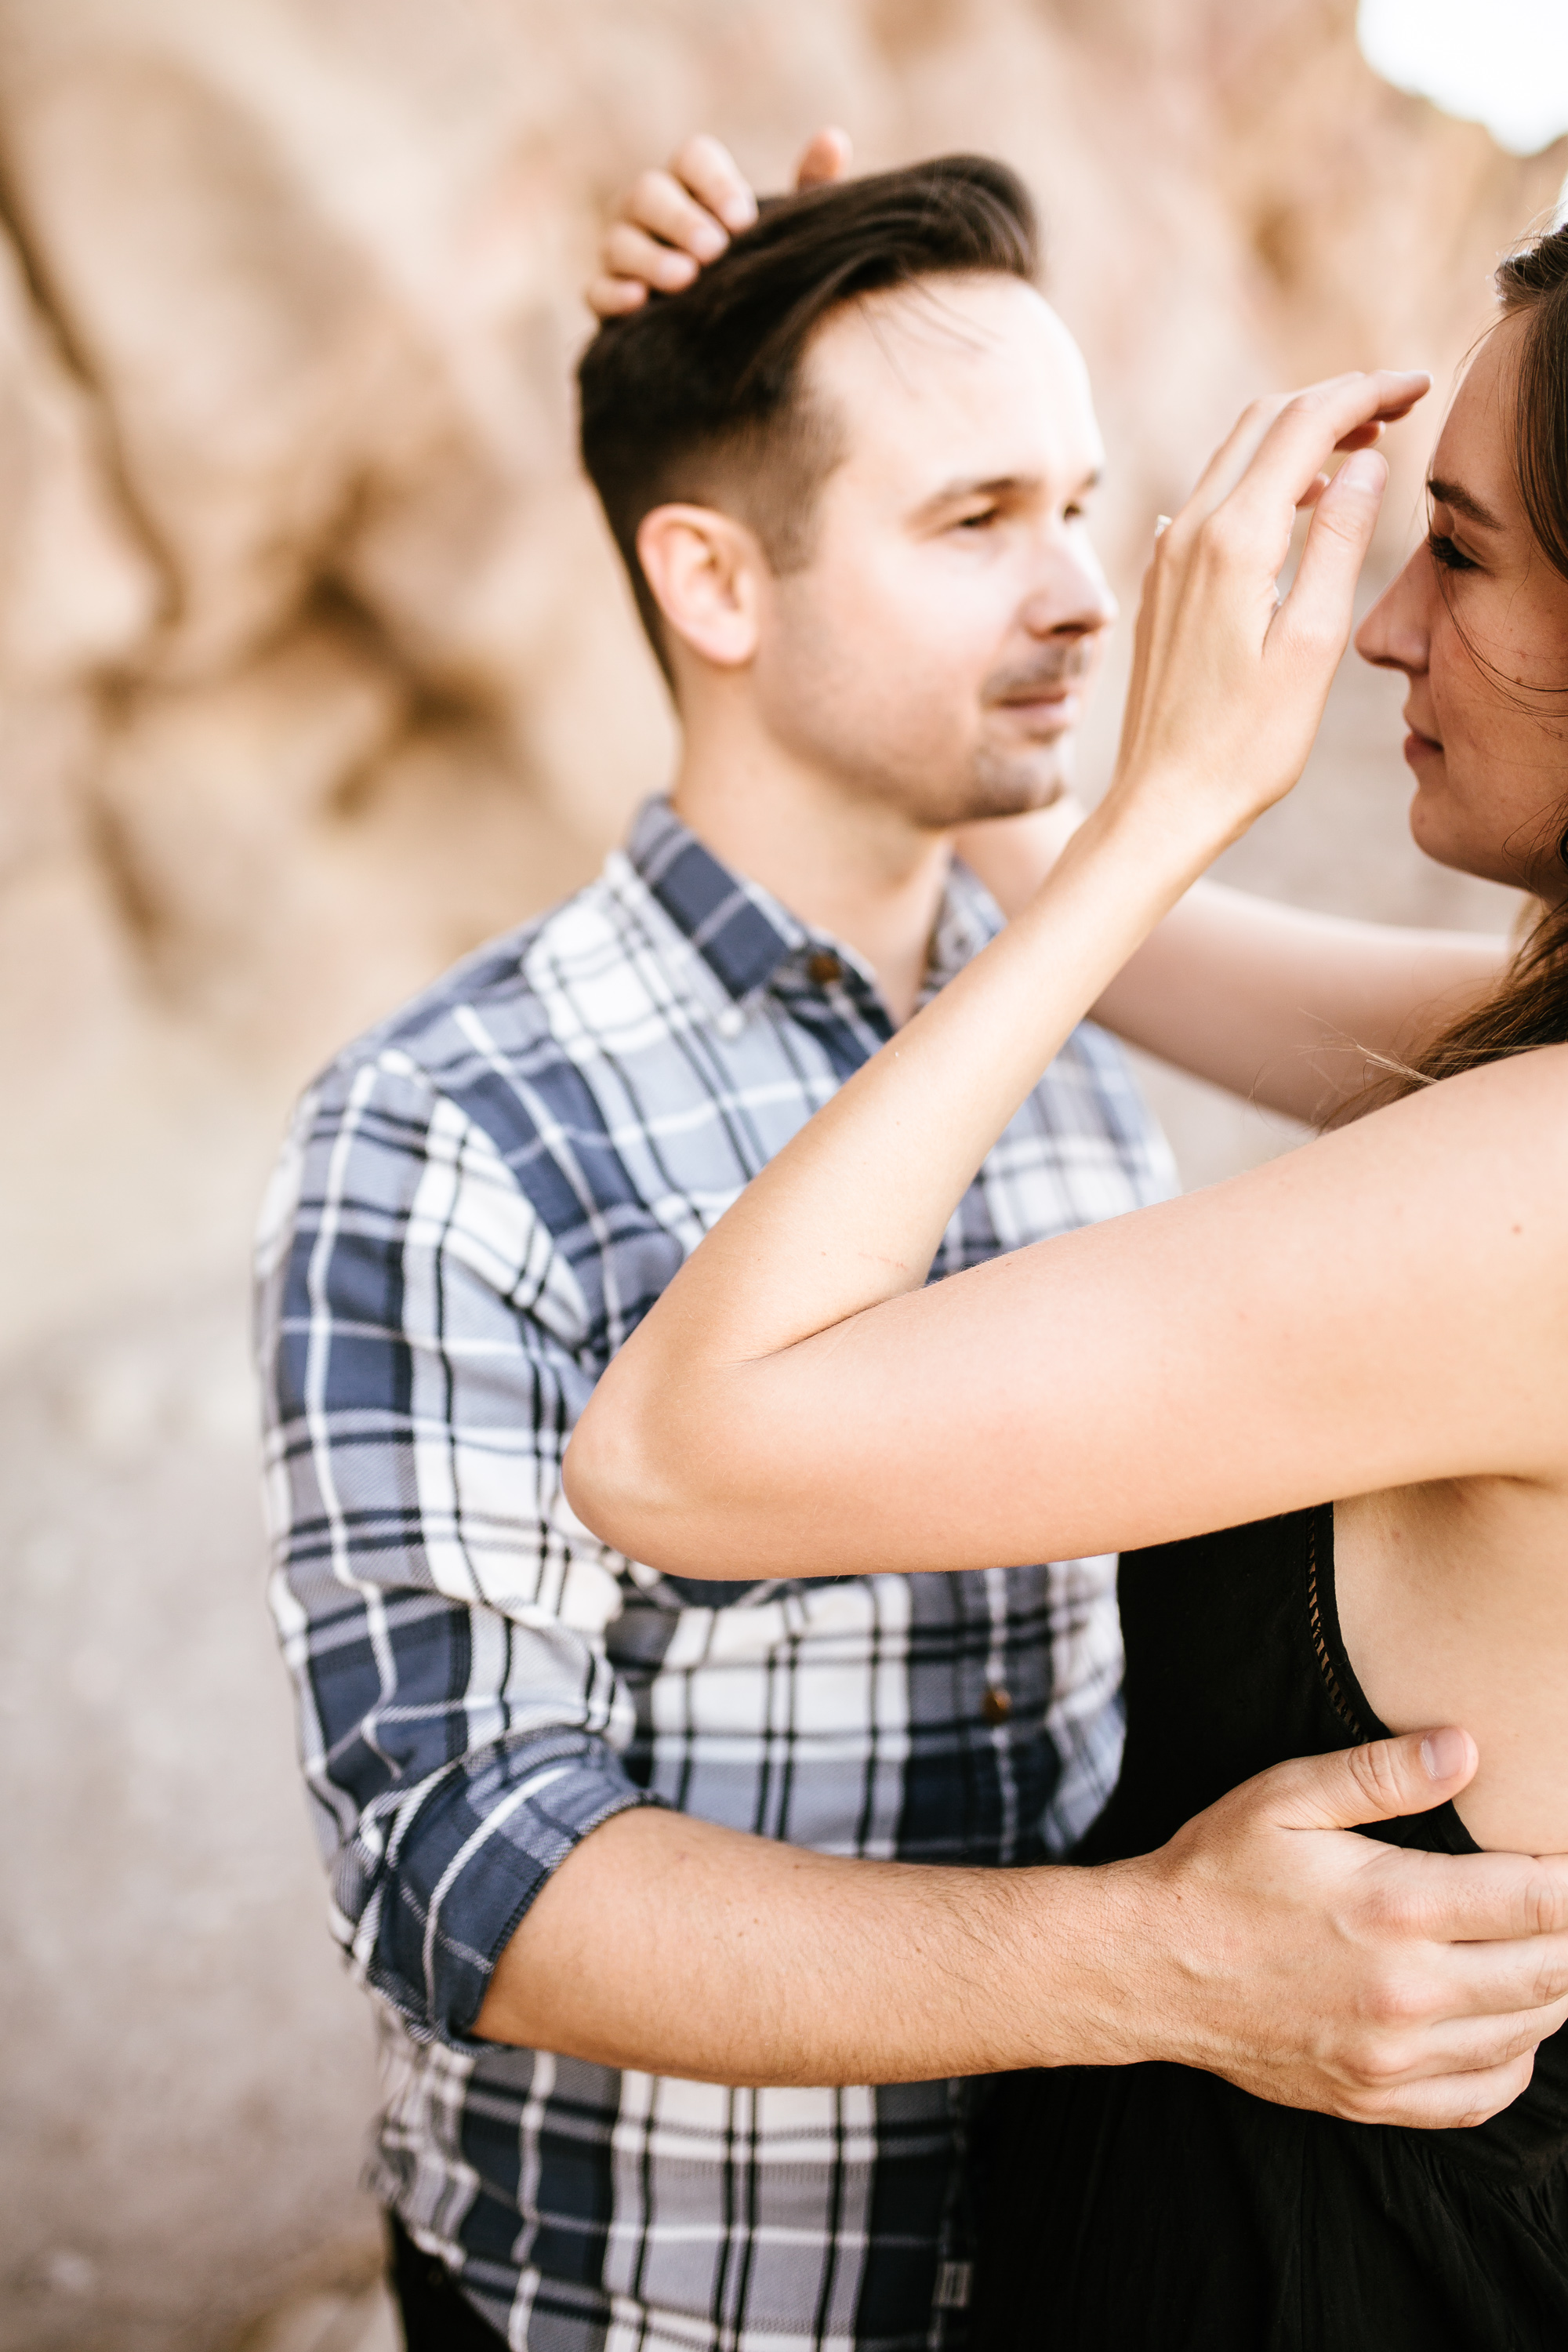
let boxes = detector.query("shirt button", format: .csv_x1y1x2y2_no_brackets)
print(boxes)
981,1686,1012,1727
715,1005,745,1040
806,950,843,986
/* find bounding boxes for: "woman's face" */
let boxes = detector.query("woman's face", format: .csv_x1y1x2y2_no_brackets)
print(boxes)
1356,311,1568,905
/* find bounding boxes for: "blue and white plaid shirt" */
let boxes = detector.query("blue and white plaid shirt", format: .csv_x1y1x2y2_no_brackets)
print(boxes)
256,797,1178,2352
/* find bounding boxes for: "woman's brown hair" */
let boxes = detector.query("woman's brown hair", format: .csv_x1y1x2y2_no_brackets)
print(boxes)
1375,220,1568,1102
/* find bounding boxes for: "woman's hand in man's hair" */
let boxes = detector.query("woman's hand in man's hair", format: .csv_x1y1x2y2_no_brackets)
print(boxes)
586,128,852,317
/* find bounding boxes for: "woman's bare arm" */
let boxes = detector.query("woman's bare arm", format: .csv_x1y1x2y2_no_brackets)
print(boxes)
572,1029,1568,1577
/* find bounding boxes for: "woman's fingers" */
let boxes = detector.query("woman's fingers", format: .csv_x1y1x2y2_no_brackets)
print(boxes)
1273,448,1388,659
1109,371,1424,839
601,220,700,292
1175,370,1428,534
587,136,760,318
793,125,853,189
1214,371,1429,541
585,270,652,319
660,135,759,234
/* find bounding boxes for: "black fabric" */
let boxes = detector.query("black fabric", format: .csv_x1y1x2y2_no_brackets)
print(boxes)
972,1506,1568,2350
387,2209,511,2350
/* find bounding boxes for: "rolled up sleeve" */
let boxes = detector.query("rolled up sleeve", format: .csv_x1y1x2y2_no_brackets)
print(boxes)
256,1048,655,2043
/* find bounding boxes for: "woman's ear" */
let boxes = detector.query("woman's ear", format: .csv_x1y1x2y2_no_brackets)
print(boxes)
637,504,765,668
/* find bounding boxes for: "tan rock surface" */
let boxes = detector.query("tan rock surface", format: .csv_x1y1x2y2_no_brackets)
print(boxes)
0,5,1559,2346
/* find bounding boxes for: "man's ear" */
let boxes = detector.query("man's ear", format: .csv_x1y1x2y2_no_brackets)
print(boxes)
637,504,766,669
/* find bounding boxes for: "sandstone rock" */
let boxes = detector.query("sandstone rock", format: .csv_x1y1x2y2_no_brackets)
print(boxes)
0,222,159,688
0,47,434,684
93,625,407,1019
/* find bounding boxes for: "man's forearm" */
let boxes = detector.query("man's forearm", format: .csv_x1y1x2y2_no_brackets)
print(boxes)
474,1737,1568,2131
959,815,1506,1126
474,1806,1134,2084
1091,881,1507,1125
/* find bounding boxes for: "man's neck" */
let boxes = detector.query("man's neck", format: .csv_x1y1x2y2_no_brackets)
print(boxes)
670,735,954,1031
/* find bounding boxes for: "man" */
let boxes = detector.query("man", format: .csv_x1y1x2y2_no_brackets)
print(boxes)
258,151,1568,2350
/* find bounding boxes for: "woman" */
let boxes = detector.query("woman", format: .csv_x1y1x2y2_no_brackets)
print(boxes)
567,206,1568,2346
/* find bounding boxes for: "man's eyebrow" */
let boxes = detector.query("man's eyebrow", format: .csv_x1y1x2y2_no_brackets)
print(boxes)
914,466,1103,514
1427,475,1504,531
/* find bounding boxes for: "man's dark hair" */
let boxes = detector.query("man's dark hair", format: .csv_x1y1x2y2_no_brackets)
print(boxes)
577,154,1040,675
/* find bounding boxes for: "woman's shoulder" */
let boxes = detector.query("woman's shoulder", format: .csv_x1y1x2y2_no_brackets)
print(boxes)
1338,1040,1568,1171
1298,1042,1568,1305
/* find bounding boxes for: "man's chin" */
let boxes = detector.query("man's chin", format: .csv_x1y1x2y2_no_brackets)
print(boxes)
957,752,1074,825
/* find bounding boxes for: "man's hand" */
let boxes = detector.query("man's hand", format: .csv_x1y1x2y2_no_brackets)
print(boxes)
475,1720,1568,2129
1118,1726,1568,2126
586,128,852,318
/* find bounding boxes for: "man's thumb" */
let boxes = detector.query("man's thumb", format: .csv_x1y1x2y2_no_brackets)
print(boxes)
1263,1726,1478,1833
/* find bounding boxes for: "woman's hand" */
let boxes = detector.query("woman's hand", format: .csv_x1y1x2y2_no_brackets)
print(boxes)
1106,369,1428,859
586,129,852,318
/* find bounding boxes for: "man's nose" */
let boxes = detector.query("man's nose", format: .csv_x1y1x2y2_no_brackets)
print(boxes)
1018,549,1118,640
1355,547,1430,675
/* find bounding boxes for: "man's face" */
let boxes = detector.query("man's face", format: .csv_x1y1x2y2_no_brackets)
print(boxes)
749,272,1116,829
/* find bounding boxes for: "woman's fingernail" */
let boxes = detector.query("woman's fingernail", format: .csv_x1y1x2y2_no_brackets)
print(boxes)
691,223,727,261
1339,451,1387,493
1421,1727,1467,1781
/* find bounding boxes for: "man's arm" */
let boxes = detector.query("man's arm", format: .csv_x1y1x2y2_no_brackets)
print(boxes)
256,1055,655,2043
955,803,1508,1126
477,1730,1568,2129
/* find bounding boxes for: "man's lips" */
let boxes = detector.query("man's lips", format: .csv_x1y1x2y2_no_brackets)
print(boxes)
990,683,1083,731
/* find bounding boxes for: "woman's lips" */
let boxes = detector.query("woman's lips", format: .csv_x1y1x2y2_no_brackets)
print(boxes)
1403,725,1442,764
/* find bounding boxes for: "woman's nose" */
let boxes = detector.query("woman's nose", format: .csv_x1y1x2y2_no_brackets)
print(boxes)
1355,548,1430,676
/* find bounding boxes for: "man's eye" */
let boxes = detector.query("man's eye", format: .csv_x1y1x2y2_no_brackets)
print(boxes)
1428,528,1478,574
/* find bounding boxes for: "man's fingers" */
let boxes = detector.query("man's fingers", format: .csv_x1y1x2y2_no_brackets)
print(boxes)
1256,1727,1477,1835
602,220,701,293
666,134,758,234
1403,1857,1568,1953
793,125,853,190
1338,2050,1538,2131
1405,1994,1568,2077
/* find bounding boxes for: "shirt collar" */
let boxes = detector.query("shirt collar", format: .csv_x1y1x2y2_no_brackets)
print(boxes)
624,794,1007,1013
626,797,804,1004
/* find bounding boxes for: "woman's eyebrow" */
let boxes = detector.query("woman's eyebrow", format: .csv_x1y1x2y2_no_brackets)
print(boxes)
1427,474,1504,531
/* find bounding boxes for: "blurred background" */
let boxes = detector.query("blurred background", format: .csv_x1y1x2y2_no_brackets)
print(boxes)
2,2,1565,2347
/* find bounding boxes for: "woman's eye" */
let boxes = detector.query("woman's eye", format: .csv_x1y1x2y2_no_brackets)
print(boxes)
955,507,998,531
1428,528,1478,574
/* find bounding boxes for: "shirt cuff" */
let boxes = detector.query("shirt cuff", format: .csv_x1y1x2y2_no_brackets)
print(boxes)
348,1730,659,2044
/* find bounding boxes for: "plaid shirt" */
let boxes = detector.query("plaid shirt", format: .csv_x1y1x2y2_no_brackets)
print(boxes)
256,797,1178,2352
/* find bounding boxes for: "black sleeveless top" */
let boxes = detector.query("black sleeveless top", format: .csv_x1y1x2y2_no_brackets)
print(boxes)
971,1507,1568,2351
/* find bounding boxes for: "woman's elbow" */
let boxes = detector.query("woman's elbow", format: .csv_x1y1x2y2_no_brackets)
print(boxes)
564,1387,730,1578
